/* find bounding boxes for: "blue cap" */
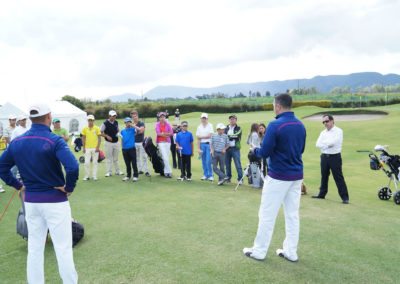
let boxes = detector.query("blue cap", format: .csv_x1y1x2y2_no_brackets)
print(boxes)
124,117,132,123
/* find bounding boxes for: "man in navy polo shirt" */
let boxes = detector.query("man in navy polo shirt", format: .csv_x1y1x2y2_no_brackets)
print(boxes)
243,93,306,263
175,121,194,181
0,103,79,283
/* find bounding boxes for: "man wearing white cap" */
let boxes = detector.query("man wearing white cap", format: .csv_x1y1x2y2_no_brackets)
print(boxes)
101,110,123,177
0,103,79,283
196,113,214,181
3,114,17,146
81,115,101,181
11,115,29,141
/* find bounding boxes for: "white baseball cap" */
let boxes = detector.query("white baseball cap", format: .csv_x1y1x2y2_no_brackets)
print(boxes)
8,114,17,120
200,113,208,118
109,110,117,116
216,123,226,130
87,114,95,120
29,104,51,118
17,115,28,121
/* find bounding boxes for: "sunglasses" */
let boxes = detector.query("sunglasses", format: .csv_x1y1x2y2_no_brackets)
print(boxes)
322,120,330,124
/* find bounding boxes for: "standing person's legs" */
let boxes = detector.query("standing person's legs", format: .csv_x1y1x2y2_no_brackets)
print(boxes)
213,152,224,180
84,149,92,179
202,144,212,178
25,203,48,284
135,144,142,172
319,155,330,197
180,154,187,178
138,143,149,173
330,154,349,201
159,143,172,174
186,155,192,179
225,148,233,180
200,143,208,177
232,148,243,181
112,142,121,173
44,202,78,284
91,150,99,179
249,177,290,259
130,148,139,178
282,179,302,261
104,141,113,175
122,149,132,178
171,143,177,169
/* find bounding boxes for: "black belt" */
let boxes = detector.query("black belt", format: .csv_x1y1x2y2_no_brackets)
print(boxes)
321,153,340,157
201,142,210,144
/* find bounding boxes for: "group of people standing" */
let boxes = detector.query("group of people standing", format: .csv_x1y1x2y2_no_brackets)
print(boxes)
80,110,150,182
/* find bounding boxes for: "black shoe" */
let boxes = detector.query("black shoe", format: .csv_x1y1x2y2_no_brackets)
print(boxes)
145,172,151,177
312,195,325,199
138,171,144,175
342,200,349,204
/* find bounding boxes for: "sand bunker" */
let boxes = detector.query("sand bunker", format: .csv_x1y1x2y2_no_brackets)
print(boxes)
305,114,387,121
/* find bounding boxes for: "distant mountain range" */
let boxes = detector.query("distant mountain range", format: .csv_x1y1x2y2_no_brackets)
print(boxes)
107,72,400,102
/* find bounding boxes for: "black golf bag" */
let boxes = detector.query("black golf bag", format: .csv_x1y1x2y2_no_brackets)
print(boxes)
79,150,106,164
143,137,165,175
16,193,85,246
74,136,83,152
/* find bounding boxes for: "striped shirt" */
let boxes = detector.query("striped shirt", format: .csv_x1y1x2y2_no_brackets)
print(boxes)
211,133,229,152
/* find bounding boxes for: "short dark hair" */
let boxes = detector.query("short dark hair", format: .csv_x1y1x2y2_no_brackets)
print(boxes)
30,111,47,123
274,93,292,109
322,114,334,121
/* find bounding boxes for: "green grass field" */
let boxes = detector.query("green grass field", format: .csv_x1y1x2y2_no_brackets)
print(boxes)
1,105,400,283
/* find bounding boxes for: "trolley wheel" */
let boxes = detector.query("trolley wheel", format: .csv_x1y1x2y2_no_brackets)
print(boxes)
393,191,400,205
79,156,85,164
377,187,392,200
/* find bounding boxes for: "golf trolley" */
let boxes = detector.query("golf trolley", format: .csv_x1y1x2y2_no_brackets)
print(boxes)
368,145,400,205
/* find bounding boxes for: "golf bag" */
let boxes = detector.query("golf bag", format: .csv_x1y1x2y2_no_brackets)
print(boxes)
16,193,85,246
247,163,264,189
72,219,85,247
16,194,28,240
368,145,400,205
74,136,83,152
143,137,164,175
247,151,264,189
79,150,106,164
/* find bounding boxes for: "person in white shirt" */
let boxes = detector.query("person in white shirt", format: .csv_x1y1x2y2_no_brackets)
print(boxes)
3,114,17,145
313,115,349,204
196,113,214,181
11,115,29,141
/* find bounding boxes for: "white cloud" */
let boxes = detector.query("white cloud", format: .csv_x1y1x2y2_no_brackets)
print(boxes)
0,0,399,103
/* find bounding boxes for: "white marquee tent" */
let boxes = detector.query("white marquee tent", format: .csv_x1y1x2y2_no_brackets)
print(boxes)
0,101,87,135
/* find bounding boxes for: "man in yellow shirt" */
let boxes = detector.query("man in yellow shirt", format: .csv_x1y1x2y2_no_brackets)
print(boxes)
81,115,101,181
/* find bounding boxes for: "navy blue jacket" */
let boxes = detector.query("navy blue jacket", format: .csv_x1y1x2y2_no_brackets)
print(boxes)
254,111,306,181
0,124,79,203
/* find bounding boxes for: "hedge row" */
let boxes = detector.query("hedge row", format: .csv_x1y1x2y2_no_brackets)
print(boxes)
86,100,333,118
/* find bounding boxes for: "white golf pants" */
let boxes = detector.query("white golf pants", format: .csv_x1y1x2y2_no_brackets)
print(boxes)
84,148,99,179
251,176,302,260
158,142,172,174
104,141,121,174
135,142,149,173
25,201,77,284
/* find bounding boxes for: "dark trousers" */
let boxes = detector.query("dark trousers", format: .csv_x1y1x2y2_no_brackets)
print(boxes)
212,152,226,181
122,147,138,178
180,154,192,178
319,153,349,201
171,143,182,169
225,147,243,181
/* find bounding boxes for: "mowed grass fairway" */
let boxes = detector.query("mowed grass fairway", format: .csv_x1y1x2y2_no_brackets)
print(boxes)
1,105,400,283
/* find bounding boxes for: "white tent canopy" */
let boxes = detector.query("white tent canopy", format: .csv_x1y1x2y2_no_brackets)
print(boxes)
0,101,87,134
